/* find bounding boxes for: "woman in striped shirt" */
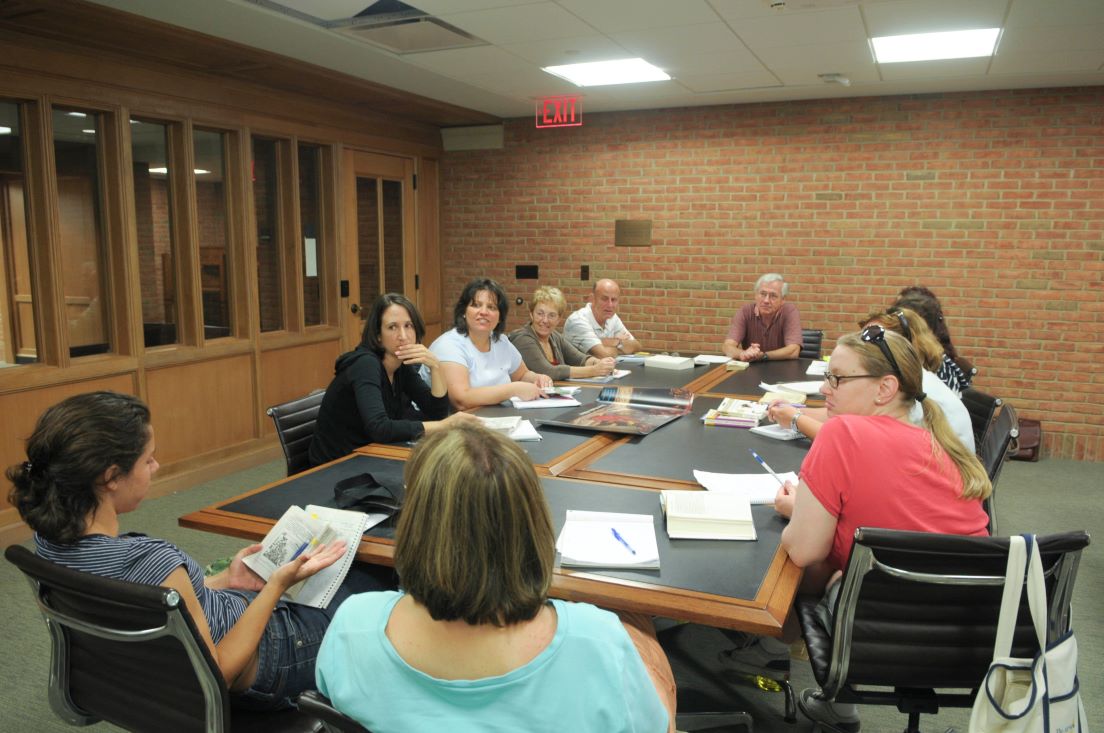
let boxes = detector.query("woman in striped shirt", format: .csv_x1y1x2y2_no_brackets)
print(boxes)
7,391,376,710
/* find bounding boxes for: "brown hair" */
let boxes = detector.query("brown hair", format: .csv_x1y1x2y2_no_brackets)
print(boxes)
837,330,990,501
861,308,944,372
394,422,554,626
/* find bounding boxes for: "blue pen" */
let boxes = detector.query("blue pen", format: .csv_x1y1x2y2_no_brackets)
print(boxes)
749,449,786,486
289,540,311,561
611,527,636,555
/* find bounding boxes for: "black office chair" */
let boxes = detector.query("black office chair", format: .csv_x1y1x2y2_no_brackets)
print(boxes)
796,528,1089,733
297,691,372,733
5,544,324,733
267,389,326,476
978,402,1020,535
800,329,823,360
961,387,1002,449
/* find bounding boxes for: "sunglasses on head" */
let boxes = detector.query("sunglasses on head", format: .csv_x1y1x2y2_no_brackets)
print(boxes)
891,310,912,341
860,324,903,380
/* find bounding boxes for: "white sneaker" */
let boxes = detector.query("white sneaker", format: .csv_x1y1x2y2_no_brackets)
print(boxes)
716,635,790,678
798,688,860,733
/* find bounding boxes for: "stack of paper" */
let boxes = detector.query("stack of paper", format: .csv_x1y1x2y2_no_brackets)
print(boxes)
660,491,756,541
694,354,732,366
644,354,694,370
749,423,804,441
556,511,660,569
692,469,799,504
479,416,521,433
806,360,829,376
726,360,750,371
567,369,631,383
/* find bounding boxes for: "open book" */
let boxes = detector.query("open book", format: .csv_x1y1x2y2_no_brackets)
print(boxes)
241,505,372,609
536,386,694,435
660,490,756,541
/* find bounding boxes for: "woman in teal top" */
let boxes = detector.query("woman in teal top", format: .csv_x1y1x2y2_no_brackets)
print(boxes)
316,422,676,732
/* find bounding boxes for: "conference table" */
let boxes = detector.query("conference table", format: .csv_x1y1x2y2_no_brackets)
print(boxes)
179,357,825,636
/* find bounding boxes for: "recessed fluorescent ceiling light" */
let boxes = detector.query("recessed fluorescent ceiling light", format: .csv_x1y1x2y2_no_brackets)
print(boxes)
543,58,669,87
0,126,11,135
147,167,211,175
872,28,1000,63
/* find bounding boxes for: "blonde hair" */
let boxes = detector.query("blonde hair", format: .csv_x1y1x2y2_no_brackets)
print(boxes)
861,308,944,372
529,286,567,317
395,423,555,626
837,330,990,501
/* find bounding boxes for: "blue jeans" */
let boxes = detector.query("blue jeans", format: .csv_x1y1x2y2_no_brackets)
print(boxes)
233,563,396,710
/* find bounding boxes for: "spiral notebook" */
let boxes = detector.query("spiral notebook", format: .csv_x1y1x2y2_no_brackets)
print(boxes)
241,504,374,609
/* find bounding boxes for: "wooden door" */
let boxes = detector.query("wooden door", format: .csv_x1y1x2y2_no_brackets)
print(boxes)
340,149,415,350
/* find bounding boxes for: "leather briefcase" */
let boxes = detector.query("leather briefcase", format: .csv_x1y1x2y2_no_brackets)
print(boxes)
1011,418,1041,462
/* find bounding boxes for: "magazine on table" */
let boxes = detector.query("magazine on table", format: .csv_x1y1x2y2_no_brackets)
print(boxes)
536,386,694,435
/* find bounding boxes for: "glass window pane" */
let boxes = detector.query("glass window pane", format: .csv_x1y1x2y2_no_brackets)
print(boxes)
131,119,178,347
382,179,404,294
356,177,379,307
253,137,283,332
298,144,322,326
53,108,111,358
0,101,37,366
194,129,232,338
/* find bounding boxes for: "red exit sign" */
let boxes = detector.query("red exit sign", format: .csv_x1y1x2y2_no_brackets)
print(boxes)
536,96,582,128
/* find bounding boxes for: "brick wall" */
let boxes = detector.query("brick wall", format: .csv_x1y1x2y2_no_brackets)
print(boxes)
440,87,1104,460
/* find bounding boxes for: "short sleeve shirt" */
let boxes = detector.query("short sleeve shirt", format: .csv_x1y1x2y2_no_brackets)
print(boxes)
563,305,632,353
429,328,523,389
726,302,802,352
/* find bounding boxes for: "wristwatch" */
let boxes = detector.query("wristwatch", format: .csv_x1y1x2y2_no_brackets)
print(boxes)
761,353,770,362
790,412,802,434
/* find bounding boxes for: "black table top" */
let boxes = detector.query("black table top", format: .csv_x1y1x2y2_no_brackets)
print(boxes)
584,395,810,481
221,454,781,603
708,357,824,397
567,358,711,390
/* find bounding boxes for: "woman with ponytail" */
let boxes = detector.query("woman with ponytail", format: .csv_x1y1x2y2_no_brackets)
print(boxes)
7,391,388,710
770,326,990,731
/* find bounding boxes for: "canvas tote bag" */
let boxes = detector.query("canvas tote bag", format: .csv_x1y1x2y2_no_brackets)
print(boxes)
969,535,1089,733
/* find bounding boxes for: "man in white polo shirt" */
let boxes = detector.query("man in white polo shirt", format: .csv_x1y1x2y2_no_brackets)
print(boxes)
564,279,642,359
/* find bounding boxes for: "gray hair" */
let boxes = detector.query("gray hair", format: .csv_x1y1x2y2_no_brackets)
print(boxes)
755,273,788,297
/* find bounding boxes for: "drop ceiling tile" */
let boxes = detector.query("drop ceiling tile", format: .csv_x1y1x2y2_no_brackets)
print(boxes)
408,0,537,13
499,34,632,67
864,0,1007,37
556,0,720,34
662,47,769,76
991,48,1104,74
754,39,875,72
998,24,1104,53
267,0,371,21
612,23,751,59
729,7,866,48
676,69,784,93
877,56,992,80
1003,0,1104,27
437,3,597,45
403,45,525,76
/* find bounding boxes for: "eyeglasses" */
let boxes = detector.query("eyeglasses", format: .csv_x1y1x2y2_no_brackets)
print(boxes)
825,373,878,389
891,310,912,341
860,324,902,379
756,290,781,301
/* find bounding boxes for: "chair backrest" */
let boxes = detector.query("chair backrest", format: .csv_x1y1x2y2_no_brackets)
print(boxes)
800,329,823,360
814,528,1088,700
297,691,372,733
978,402,1019,534
961,387,1002,448
5,544,232,733
268,389,326,476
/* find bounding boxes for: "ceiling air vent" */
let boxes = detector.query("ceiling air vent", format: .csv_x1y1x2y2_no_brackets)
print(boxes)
251,0,485,54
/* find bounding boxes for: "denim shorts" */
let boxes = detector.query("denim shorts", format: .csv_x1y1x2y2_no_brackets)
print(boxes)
231,563,396,710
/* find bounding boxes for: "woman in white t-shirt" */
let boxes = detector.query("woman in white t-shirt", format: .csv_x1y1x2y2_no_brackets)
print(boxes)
430,278,552,409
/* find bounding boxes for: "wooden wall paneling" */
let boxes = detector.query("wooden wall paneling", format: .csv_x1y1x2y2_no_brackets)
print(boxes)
95,103,138,358
279,138,303,333
145,353,255,466
317,143,339,329
0,372,136,513
400,158,417,307
416,157,442,339
21,97,66,366
340,148,359,351
258,339,341,436
0,37,449,158
226,127,255,343
170,119,203,347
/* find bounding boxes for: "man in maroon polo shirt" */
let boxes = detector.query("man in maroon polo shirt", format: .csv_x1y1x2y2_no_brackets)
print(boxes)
722,273,803,362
